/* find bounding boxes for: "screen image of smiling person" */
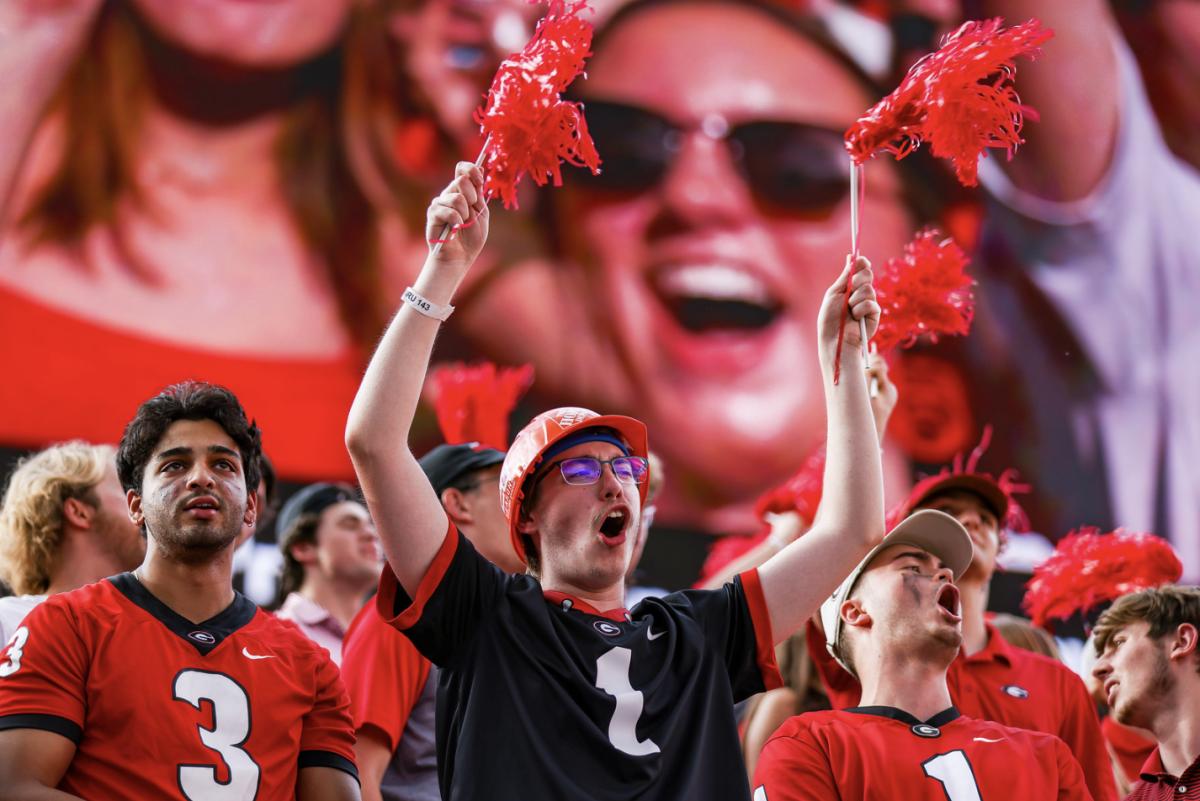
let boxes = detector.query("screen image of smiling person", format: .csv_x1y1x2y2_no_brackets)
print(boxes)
545,0,916,538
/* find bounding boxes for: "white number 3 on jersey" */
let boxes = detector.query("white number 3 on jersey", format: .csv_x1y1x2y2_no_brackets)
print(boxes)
174,670,262,800
0,627,29,678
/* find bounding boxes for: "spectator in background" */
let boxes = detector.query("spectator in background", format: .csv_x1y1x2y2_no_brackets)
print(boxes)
806,460,1118,801
275,483,381,665
0,441,145,643
342,441,518,801
754,512,1092,801
1092,586,1200,800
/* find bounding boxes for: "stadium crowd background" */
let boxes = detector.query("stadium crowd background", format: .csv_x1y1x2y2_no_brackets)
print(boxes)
0,0,1198,798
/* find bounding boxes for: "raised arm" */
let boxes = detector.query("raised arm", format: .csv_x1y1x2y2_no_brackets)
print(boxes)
757,257,885,642
345,163,489,596
973,0,1120,201
0,0,102,229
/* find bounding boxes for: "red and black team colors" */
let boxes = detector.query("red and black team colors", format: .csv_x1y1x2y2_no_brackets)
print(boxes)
753,706,1092,801
377,523,781,801
0,574,357,798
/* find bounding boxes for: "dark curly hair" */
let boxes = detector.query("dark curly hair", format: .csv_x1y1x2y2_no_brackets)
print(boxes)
117,381,263,496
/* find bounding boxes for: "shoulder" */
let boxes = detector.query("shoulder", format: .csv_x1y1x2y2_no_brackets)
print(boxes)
767,710,851,744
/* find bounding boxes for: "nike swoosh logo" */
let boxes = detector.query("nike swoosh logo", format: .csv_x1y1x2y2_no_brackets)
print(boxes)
973,737,1003,743
242,647,274,660
647,627,665,641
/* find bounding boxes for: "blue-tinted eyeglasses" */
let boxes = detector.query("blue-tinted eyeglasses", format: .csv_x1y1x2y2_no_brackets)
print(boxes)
539,456,649,486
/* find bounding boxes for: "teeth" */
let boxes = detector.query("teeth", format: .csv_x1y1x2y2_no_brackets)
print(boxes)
655,264,775,305
607,511,623,518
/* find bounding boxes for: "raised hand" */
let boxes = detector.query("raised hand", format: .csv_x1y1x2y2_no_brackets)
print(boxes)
425,161,489,272
817,256,880,369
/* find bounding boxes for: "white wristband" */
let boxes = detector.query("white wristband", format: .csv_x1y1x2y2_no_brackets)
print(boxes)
402,287,455,321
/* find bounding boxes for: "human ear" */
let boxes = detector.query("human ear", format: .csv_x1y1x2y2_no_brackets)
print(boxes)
842,599,871,630
63,497,92,529
127,490,144,529
1169,623,1199,662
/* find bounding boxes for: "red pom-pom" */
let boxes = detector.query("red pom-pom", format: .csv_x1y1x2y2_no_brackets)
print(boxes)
1023,528,1183,629
754,445,826,526
873,228,975,354
428,362,535,450
846,17,1053,186
475,0,601,209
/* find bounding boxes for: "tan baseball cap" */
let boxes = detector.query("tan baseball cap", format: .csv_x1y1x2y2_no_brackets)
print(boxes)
820,509,974,674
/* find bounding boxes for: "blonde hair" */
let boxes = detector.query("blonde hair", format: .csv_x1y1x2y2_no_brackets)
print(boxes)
0,442,114,595
992,613,1062,660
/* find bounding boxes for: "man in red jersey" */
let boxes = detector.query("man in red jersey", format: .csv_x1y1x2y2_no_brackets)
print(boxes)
806,459,1117,801
0,381,359,800
754,510,1093,801
1092,586,1200,801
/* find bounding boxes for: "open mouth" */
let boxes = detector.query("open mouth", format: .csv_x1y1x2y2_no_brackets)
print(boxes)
184,496,220,513
598,509,629,545
935,583,962,621
651,264,782,334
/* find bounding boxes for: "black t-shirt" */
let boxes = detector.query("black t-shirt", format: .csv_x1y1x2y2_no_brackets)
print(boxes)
376,524,782,801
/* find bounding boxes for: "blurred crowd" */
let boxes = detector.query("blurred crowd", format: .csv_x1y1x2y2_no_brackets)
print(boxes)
0,0,1198,799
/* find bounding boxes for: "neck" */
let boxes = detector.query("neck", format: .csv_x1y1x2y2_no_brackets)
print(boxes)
1152,680,1200,777
858,652,955,722
135,544,236,624
958,574,991,656
45,529,128,596
297,575,369,631
542,576,627,614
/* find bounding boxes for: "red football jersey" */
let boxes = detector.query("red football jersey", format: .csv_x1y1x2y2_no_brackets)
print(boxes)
753,706,1093,801
0,574,357,799
805,620,1117,801
341,599,431,748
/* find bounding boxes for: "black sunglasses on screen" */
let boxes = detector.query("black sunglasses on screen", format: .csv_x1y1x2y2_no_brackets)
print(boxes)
573,98,852,214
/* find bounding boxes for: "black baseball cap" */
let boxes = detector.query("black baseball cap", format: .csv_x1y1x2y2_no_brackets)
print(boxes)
419,443,506,495
276,482,358,547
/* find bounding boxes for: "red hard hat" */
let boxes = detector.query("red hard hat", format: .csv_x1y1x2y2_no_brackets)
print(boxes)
499,407,649,565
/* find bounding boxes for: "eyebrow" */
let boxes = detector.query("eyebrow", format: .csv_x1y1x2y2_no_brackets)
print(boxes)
155,445,241,462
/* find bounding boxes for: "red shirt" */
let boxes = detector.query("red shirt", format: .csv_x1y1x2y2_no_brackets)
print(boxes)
0,574,357,799
807,620,1118,801
754,706,1093,801
1124,749,1200,801
342,600,432,751
1103,716,1158,786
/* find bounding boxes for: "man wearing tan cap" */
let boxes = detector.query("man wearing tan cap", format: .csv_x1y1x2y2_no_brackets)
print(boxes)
754,510,1092,801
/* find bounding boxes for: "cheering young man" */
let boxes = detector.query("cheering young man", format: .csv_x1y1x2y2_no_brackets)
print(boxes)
754,512,1092,801
344,163,885,800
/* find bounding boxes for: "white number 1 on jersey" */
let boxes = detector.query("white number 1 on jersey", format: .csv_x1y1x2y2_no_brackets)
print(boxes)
923,750,983,801
594,647,660,757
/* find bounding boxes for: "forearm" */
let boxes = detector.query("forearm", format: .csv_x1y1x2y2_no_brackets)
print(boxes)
969,0,1119,200
346,257,463,458
816,348,885,548
0,8,94,228
0,781,84,801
